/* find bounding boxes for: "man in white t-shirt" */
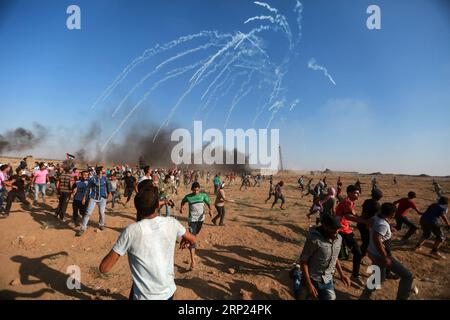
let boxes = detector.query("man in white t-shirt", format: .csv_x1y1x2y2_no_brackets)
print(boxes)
99,180,196,300
361,202,414,300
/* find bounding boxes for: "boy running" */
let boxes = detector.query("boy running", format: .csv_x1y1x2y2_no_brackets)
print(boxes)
415,196,449,259
361,203,414,300
335,185,365,286
179,182,212,270
393,192,422,242
271,181,286,210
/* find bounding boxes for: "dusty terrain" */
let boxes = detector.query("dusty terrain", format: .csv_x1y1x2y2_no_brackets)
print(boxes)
0,157,449,300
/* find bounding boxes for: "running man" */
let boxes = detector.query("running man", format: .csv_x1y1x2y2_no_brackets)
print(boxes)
361,203,414,300
357,188,383,260
109,173,122,209
265,179,275,203
307,196,323,226
415,196,449,259
240,175,250,191
179,182,212,270
99,184,196,300
122,171,136,205
271,181,286,210
393,192,422,242
335,185,365,286
297,214,351,300
298,176,305,191
433,182,444,200
393,176,399,195
212,182,228,226
322,187,337,216
1,170,32,217
31,162,49,206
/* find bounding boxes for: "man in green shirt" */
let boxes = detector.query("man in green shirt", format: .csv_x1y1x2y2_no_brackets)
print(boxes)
179,182,212,270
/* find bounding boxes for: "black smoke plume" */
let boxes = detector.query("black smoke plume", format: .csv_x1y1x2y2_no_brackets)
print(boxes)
0,123,48,154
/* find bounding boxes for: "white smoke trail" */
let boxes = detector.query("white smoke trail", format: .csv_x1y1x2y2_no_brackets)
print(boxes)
200,52,237,100
235,31,269,58
190,33,245,86
266,99,286,128
244,15,275,25
111,42,222,118
254,1,278,14
195,68,232,118
203,71,247,121
90,30,232,110
294,1,303,45
289,98,300,111
101,60,205,151
250,1,293,48
224,70,255,127
308,58,336,85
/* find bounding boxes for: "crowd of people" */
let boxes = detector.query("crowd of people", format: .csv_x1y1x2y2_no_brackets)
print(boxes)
0,158,448,301
295,175,449,301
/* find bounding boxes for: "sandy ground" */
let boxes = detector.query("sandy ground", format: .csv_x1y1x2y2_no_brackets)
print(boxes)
0,161,449,300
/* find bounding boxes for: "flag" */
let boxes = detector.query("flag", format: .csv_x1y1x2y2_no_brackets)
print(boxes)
66,153,75,160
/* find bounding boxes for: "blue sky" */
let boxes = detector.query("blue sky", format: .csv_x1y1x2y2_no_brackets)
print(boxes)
1,0,449,175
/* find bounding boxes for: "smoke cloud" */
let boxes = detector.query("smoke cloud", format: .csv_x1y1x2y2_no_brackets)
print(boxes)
0,123,48,154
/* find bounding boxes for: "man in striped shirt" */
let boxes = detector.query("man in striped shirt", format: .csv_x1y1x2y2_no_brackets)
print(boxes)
56,166,74,220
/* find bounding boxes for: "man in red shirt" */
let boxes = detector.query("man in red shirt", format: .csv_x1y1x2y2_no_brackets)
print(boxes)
393,191,422,242
335,185,366,287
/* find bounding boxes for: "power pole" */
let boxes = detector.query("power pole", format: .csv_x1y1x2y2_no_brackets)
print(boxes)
279,145,284,172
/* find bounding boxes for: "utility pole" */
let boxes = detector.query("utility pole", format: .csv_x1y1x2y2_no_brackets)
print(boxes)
279,145,284,172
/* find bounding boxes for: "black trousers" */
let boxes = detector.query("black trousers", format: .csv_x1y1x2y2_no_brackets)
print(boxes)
212,205,226,225
4,190,30,215
124,187,134,202
72,199,87,221
339,232,362,277
395,215,418,240
57,192,72,219
357,223,370,257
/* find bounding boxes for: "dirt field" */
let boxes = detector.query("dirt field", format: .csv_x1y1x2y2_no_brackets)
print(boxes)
0,158,449,300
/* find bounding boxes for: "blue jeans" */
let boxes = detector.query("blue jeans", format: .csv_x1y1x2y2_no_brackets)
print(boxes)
34,184,47,201
159,196,171,217
299,279,336,300
81,198,107,230
159,204,171,217
111,191,120,208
